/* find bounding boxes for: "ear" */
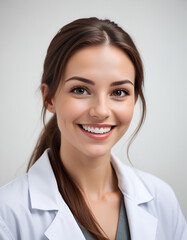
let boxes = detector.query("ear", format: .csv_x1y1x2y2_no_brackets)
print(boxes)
41,83,56,113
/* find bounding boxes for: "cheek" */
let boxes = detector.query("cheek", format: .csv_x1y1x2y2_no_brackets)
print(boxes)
55,98,88,126
114,101,135,124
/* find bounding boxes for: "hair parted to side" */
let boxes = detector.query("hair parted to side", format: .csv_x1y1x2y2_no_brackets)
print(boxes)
27,17,146,239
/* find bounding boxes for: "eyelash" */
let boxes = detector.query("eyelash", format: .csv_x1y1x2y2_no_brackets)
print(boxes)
70,85,90,95
111,89,129,97
70,86,129,97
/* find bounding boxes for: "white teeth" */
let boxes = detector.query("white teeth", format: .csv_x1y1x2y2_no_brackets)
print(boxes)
81,125,111,134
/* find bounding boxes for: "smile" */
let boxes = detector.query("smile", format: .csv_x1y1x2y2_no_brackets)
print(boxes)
78,124,115,140
81,125,112,134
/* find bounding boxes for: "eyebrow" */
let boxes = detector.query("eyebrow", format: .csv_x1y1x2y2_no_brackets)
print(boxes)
65,76,134,86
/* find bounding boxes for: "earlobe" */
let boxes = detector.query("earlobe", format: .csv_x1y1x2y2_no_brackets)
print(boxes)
41,83,56,113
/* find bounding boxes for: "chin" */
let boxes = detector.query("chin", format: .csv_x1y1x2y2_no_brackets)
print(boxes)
82,146,111,159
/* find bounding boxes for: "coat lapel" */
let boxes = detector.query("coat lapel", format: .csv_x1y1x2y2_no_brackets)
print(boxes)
44,207,86,240
28,150,86,240
111,152,158,240
124,197,158,240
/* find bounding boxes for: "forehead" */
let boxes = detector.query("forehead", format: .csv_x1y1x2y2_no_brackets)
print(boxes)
63,45,135,83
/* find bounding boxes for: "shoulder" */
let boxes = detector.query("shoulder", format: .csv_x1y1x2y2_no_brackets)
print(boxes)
0,174,30,214
135,168,187,238
125,165,186,216
126,164,178,207
0,174,29,201
134,167,174,198
0,174,31,239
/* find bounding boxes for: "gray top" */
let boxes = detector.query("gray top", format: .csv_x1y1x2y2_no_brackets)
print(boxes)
76,194,131,240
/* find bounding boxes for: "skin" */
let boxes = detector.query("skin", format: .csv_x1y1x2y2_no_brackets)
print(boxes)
42,45,136,240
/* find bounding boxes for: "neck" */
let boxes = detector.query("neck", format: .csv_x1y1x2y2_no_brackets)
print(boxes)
59,142,118,201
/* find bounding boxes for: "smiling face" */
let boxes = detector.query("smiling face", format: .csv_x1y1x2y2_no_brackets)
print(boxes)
44,45,136,159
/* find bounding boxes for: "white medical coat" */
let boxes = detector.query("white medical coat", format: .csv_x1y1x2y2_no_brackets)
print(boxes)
0,149,186,240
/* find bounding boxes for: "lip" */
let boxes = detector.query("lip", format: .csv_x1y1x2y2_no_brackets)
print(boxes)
80,123,114,128
78,124,115,140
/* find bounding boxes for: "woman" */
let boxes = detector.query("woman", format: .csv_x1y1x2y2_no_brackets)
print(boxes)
0,17,186,240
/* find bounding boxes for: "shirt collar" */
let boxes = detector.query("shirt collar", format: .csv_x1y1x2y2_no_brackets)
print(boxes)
28,149,153,211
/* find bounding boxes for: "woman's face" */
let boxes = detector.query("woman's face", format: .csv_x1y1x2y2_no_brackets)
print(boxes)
46,45,136,158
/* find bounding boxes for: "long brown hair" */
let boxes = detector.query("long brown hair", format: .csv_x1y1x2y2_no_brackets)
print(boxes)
27,17,146,239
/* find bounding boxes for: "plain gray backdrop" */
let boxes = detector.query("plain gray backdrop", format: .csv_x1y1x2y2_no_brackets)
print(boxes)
0,0,186,219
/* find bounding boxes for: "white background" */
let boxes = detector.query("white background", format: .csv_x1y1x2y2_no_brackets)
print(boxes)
0,0,186,219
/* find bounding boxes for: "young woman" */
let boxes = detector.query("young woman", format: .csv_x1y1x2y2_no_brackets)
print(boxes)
0,17,186,240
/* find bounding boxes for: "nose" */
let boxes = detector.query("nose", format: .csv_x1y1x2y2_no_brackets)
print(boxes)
89,94,111,120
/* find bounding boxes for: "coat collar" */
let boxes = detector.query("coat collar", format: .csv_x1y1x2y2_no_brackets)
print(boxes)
111,152,153,205
28,149,157,240
28,149,60,210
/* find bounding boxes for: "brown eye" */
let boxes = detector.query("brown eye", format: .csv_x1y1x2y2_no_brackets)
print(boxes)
71,87,89,95
112,89,128,97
